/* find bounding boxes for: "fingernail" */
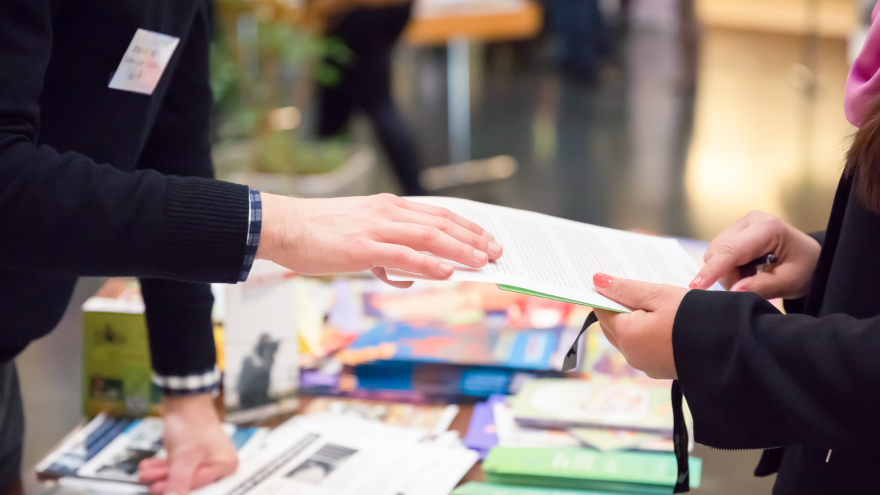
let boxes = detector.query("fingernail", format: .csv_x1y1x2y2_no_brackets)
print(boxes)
593,273,612,289
439,263,453,276
689,275,702,289
488,242,502,255
735,287,747,292
473,249,487,262
483,230,495,240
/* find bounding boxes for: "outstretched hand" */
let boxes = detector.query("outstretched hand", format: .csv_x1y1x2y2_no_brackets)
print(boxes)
591,273,687,379
257,194,503,288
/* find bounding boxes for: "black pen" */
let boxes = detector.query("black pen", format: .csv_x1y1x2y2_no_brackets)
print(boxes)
738,253,777,279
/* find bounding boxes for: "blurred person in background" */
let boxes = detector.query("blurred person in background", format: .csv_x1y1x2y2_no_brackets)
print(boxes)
544,0,612,84
590,3,880,492
305,0,424,195
0,1,502,494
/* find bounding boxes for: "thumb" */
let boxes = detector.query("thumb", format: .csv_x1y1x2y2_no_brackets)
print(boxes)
163,453,199,495
593,273,662,311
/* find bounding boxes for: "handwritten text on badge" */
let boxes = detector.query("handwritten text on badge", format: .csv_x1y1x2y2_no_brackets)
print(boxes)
109,29,180,95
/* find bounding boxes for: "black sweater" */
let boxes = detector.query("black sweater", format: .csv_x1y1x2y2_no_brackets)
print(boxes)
0,0,250,376
674,175,880,493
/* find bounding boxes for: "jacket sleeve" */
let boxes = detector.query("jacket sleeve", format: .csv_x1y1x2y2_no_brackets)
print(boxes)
0,0,247,284
137,8,220,388
674,289,880,451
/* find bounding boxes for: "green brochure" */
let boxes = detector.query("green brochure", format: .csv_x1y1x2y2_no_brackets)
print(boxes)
482,447,701,494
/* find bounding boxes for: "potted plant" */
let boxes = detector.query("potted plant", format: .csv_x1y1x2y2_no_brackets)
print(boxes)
211,0,377,197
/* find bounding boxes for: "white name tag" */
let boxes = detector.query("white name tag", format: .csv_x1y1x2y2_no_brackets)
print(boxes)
108,28,180,95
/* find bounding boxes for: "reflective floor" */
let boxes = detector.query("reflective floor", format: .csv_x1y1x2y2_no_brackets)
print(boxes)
16,10,855,495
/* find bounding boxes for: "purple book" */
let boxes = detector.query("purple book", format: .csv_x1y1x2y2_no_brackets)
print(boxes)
463,395,505,458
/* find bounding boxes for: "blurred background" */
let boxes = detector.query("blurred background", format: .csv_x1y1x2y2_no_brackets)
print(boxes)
19,0,876,493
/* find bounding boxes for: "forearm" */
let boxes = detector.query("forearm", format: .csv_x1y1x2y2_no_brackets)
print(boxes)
674,290,880,450
0,143,250,282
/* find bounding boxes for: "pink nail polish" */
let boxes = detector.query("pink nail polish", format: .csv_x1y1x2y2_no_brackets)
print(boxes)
593,273,612,288
439,263,453,276
473,249,487,261
689,275,701,288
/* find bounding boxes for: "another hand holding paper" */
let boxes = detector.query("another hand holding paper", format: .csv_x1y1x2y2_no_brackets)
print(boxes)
386,197,701,312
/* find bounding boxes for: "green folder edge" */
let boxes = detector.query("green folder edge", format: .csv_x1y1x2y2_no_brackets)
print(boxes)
497,285,625,313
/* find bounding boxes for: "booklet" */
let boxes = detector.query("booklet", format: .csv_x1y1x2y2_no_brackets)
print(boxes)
385,197,701,312
36,414,267,483
481,447,702,493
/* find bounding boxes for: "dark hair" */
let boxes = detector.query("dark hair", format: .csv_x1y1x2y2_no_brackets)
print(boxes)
845,94,880,213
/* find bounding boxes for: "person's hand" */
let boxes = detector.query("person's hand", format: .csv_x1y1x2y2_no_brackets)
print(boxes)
256,194,503,288
689,210,821,299
139,394,238,495
591,273,687,379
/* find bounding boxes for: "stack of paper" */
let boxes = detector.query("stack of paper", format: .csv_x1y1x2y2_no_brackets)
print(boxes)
193,413,478,495
387,197,702,313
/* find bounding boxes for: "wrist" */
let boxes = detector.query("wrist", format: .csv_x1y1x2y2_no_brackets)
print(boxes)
255,193,300,262
162,393,219,422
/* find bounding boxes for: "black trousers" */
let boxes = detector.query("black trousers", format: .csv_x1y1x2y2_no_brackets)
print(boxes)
0,362,23,494
317,4,424,196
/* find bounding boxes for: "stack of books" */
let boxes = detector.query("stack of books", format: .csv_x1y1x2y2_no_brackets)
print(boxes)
296,276,591,401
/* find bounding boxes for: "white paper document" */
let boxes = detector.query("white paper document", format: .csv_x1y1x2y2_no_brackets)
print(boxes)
386,197,702,312
193,414,478,495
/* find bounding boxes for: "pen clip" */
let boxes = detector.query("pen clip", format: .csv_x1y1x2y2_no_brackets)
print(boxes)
737,253,777,279
562,311,598,372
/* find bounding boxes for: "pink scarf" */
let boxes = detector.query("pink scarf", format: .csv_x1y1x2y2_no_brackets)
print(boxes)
846,2,880,126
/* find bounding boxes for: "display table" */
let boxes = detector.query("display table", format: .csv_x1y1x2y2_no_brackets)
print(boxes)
405,0,543,164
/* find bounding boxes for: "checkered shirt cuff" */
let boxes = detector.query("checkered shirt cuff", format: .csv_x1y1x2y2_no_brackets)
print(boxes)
239,189,262,282
153,366,221,396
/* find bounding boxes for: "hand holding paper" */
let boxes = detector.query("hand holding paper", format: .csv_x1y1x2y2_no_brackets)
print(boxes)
591,273,686,379
256,193,502,288
387,197,701,312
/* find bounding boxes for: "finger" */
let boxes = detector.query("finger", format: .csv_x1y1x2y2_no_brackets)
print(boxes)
188,463,238,491
396,198,491,237
149,481,167,495
378,223,492,268
593,273,666,312
369,243,455,280
139,462,170,483
371,267,413,289
702,215,752,263
163,453,200,495
729,263,801,298
691,226,777,290
389,208,503,261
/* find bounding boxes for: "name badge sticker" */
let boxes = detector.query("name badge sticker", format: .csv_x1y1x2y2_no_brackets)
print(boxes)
109,28,180,95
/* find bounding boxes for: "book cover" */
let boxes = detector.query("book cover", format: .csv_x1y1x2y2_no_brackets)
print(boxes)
82,279,159,418
511,379,675,434
482,447,701,491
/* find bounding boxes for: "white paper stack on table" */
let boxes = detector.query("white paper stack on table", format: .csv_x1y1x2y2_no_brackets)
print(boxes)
387,197,703,312
194,413,479,495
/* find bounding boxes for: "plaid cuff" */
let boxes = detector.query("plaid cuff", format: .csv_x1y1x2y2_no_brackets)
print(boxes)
153,366,221,396
239,189,262,282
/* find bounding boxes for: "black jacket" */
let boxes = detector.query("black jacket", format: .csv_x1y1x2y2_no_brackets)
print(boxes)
0,0,250,376
674,175,880,493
